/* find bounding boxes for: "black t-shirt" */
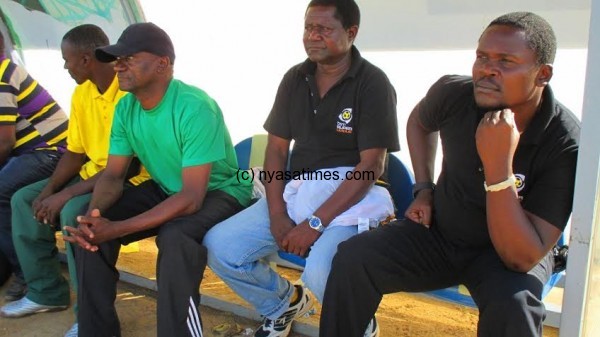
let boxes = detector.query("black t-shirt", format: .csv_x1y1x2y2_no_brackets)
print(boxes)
264,46,399,174
418,75,580,248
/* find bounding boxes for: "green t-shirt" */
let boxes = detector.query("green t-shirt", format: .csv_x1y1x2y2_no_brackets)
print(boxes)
109,79,251,206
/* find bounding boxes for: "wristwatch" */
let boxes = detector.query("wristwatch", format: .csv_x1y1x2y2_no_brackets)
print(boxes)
412,182,435,199
307,215,324,233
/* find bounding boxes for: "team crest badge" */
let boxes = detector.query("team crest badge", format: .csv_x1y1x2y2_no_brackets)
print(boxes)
515,174,525,192
336,108,353,134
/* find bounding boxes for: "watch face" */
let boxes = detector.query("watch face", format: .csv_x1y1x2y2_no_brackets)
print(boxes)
309,217,320,229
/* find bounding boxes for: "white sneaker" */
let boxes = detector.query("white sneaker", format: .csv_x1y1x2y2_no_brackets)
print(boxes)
64,323,78,337
254,285,314,337
0,296,67,318
364,317,380,337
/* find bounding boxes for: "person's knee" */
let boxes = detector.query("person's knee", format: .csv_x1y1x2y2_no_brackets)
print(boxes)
0,177,12,200
203,224,225,252
156,224,187,251
60,200,85,229
480,289,544,327
11,190,39,237
10,187,29,209
302,264,329,301
333,236,369,270
204,225,242,268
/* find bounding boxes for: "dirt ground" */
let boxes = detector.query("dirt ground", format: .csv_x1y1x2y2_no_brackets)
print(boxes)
0,274,305,337
0,238,560,337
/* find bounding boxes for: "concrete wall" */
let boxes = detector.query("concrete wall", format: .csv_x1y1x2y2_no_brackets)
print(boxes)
357,0,589,50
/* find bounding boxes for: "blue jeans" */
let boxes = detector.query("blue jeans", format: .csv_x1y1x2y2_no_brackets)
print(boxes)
0,151,60,278
204,197,358,320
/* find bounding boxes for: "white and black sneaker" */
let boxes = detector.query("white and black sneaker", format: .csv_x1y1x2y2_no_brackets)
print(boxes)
254,285,314,337
364,317,380,337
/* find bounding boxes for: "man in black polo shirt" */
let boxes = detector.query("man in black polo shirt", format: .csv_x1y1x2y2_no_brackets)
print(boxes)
319,12,580,337
204,1,398,336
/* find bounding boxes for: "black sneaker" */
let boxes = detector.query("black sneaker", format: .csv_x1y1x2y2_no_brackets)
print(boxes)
254,285,314,337
4,277,27,302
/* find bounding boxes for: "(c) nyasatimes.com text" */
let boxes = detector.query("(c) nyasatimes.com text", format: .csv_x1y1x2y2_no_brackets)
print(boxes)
236,169,375,184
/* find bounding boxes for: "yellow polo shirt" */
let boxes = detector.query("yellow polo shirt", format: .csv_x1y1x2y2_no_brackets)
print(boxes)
67,76,149,184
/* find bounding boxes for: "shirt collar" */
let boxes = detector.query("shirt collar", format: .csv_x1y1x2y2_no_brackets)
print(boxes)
92,75,121,102
298,45,363,79
519,85,557,145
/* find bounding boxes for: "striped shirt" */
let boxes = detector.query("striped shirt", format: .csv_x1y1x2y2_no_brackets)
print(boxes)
0,56,68,155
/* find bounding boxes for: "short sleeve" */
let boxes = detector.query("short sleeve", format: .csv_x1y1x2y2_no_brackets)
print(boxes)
418,75,472,132
66,88,85,154
356,69,399,152
263,69,294,140
0,69,19,125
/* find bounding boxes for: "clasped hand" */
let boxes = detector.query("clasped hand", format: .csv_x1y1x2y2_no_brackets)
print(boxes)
33,190,70,226
63,209,117,252
281,221,320,258
270,213,320,258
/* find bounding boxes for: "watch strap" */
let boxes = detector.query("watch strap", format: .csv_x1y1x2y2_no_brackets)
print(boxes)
412,182,435,199
484,175,516,192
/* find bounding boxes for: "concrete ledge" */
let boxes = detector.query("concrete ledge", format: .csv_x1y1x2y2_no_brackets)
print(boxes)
117,268,318,336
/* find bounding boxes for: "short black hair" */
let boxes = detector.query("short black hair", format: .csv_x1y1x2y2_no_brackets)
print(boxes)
62,24,109,53
306,0,360,29
487,12,556,64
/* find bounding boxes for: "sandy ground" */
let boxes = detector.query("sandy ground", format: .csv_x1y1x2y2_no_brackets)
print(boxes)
0,237,560,337
0,274,307,337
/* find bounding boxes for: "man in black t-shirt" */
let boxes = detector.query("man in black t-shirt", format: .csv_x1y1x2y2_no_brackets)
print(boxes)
320,12,579,337
204,1,398,336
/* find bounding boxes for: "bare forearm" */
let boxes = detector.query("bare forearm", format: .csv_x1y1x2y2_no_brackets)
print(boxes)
407,107,437,183
44,152,86,193
486,189,548,272
264,144,288,217
88,174,124,214
112,191,203,237
61,171,104,199
0,144,11,165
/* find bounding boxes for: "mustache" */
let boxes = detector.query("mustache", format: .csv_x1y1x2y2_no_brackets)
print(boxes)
474,78,501,91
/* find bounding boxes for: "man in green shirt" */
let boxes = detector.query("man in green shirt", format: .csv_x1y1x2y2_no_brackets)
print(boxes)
64,22,251,337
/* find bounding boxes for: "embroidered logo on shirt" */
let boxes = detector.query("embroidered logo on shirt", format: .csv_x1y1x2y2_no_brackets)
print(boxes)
336,108,353,134
515,173,525,192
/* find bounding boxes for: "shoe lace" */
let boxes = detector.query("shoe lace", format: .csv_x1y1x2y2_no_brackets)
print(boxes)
261,312,293,331
263,317,276,329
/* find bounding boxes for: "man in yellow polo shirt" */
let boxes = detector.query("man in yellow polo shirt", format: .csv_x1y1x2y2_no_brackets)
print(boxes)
0,24,147,337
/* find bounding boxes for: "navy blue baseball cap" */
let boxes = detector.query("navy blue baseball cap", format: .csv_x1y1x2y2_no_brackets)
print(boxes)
95,22,175,64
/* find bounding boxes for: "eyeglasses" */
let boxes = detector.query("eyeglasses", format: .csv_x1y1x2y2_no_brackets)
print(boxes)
304,24,336,37
114,55,136,67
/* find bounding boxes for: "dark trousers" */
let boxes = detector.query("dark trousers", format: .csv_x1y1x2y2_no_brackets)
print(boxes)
0,151,60,279
319,219,553,337
76,181,244,337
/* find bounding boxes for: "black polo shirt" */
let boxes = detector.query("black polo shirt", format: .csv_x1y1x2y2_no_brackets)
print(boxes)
264,46,399,173
419,75,580,248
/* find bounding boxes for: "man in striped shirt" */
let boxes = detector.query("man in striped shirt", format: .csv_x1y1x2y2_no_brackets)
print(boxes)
0,32,68,302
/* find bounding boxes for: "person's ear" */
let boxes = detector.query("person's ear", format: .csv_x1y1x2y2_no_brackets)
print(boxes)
347,25,358,42
81,53,91,66
536,64,553,87
157,57,169,73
